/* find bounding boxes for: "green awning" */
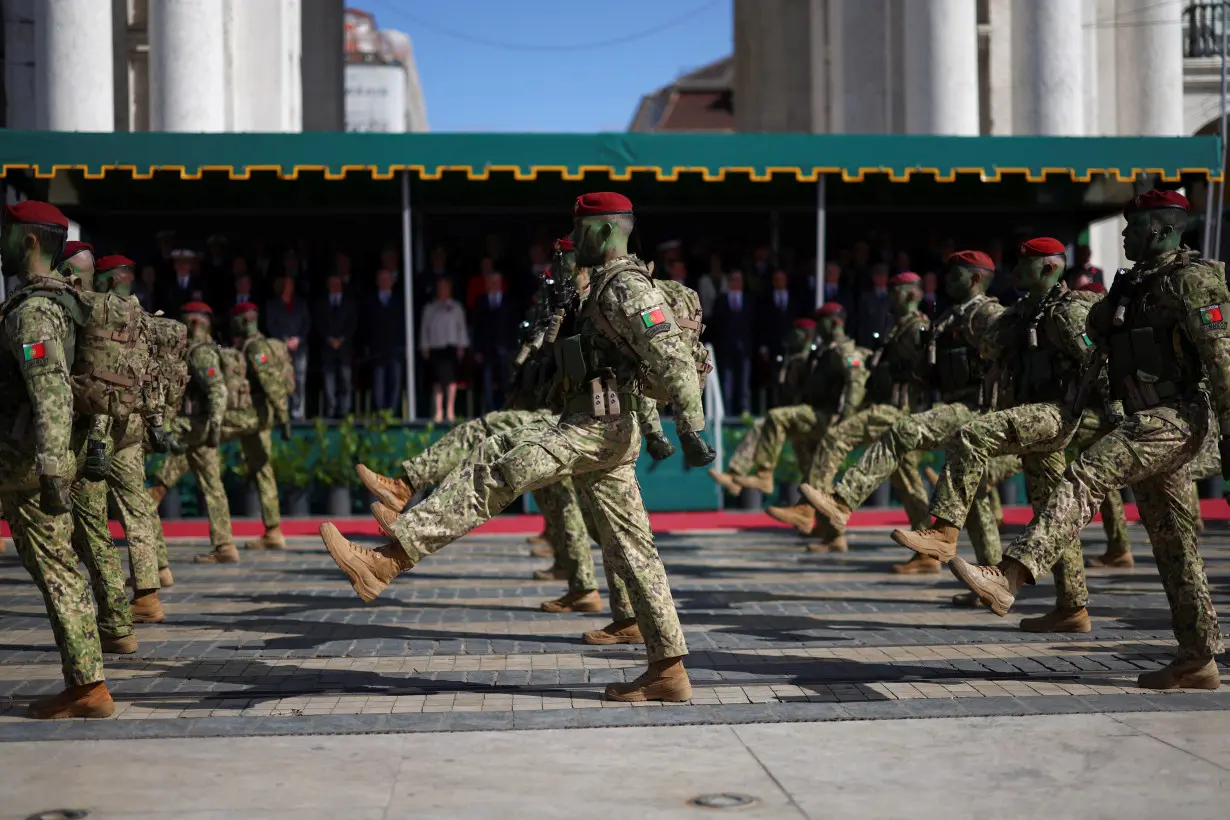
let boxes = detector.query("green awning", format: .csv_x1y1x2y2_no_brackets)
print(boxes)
0,131,1220,182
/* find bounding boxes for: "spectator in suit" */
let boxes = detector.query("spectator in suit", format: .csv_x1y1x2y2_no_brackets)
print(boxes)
853,263,893,350
666,260,689,284
229,269,258,313
314,272,359,418
747,245,774,293
758,268,802,364
265,275,312,420
420,277,470,423
363,268,407,414
921,271,941,317
471,269,518,413
334,250,364,302
134,265,158,313
158,249,207,317
820,261,855,311
281,249,308,298
466,256,503,311
202,234,230,283
710,269,756,415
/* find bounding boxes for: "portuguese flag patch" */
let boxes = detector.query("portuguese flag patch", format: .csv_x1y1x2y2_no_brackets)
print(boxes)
205,366,217,377
640,307,667,328
255,352,269,365
22,341,46,361
1201,305,1223,324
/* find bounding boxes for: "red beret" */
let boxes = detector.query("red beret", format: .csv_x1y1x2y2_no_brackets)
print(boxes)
5,200,68,229
816,302,846,318
1078,282,1106,294
947,250,995,270
181,301,213,315
573,192,633,217
554,236,574,252
62,241,93,258
792,317,817,329
97,254,135,271
232,301,259,316
1124,189,1189,216
1018,237,1066,257
890,271,922,287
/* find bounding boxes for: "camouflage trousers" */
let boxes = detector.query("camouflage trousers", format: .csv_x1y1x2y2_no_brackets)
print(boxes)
1006,396,1223,660
807,403,931,530
108,417,167,584
726,418,765,476
383,411,686,662
1070,413,1132,560
2,490,105,687
159,416,234,548
835,402,1002,565
70,479,135,640
745,405,824,478
403,409,597,593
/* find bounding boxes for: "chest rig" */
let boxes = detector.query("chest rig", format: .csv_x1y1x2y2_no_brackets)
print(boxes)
866,311,927,409
929,294,997,403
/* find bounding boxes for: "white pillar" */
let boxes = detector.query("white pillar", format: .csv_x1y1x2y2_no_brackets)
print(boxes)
902,0,979,134
1011,0,1084,135
34,0,115,131
1116,0,1184,136
149,0,226,131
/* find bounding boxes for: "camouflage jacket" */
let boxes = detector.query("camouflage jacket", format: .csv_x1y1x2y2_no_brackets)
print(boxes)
185,339,228,431
928,293,1005,404
777,348,814,405
803,334,867,415
237,333,286,425
865,309,929,410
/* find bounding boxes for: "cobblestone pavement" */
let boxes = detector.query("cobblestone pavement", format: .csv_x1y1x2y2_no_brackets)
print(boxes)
1,523,1227,741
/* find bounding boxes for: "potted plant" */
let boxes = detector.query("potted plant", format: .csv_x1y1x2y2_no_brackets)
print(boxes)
272,429,315,516
315,415,359,516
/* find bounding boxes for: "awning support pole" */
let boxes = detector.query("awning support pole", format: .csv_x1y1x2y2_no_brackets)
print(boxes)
401,170,417,421
815,175,827,310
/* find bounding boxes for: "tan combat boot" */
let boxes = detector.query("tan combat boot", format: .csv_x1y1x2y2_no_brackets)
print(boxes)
148,483,168,506
356,464,413,511
244,525,286,551
732,469,774,494
159,566,174,587
0,535,6,552
533,565,569,581
1019,606,1091,633
949,556,1027,616
541,590,603,613
28,682,115,719
707,468,744,497
604,658,692,702
891,554,942,574
582,618,644,645
101,634,138,654
1084,551,1135,569
766,503,816,535
529,542,555,559
131,591,165,624
806,535,849,553
890,521,961,563
320,523,412,603
1137,656,1221,690
194,543,240,564
950,591,986,608
527,531,549,545
800,484,852,531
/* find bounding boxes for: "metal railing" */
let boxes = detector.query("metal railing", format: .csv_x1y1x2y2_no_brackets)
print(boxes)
1187,0,1228,58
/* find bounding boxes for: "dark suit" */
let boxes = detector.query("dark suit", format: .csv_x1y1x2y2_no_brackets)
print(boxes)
314,292,359,418
853,289,892,350
710,290,756,414
758,288,803,358
820,283,856,316
158,273,208,317
471,291,519,412
362,290,407,413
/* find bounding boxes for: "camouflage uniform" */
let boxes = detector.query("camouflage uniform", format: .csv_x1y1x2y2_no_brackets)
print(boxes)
69,465,133,642
231,333,285,530
725,347,814,476
0,275,104,687
1004,248,1225,660
380,255,701,662
100,416,165,588
1069,412,1132,559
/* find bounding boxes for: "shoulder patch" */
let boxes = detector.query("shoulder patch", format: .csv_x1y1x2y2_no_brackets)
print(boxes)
22,341,47,362
640,306,667,328
1199,304,1224,326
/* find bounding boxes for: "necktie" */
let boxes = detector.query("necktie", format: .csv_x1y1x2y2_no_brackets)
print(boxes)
332,295,340,309
180,277,188,289
777,292,786,310
733,293,741,311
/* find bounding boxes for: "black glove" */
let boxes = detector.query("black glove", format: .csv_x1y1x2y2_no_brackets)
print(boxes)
165,432,188,455
644,431,676,461
82,438,109,482
280,420,294,440
147,425,172,454
39,475,71,516
205,420,222,448
678,430,716,468
1219,436,1230,500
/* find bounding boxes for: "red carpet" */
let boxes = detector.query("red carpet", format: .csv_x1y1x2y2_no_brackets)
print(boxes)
3,500,1228,540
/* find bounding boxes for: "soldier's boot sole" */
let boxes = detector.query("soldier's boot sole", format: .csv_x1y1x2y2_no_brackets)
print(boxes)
320,523,409,604
891,554,942,574
1018,606,1091,633
28,682,115,719
799,484,851,532
732,470,774,495
890,526,960,563
949,557,1015,616
101,634,139,654
131,592,165,624
194,544,240,564
529,542,555,558
1137,657,1221,690
806,535,849,553
707,468,744,497
533,566,570,581
356,464,413,511
541,590,603,613
766,504,816,535
583,619,644,645
159,566,174,587
603,660,692,703
950,591,986,608
1085,552,1135,569
244,526,286,551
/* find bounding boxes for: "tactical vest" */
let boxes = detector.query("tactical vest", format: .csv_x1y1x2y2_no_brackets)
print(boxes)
804,337,860,412
866,311,927,409
142,314,189,426
217,346,253,413
930,294,998,403
1006,287,1095,405
241,335,294,408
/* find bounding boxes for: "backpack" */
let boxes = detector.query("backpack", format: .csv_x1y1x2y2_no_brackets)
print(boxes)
653,277,712,389
141,313,189,426
217,347,253,413
242,335,295,407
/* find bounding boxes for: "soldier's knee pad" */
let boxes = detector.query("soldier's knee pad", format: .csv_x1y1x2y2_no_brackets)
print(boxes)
494,443,562,496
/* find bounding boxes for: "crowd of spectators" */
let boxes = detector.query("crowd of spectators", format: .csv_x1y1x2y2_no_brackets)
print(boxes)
41,228,1104,423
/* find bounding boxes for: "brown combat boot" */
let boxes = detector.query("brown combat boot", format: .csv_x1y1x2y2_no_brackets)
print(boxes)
766,503,816,535
28,682,115,719
148,483,168,505
950,556,1025,616
533,565,569,581
806,534,849,553
1085,551,1135,569
1019,606,1091,633
101,634,138,654
582,618,644,645
131,591,165,624
541,590,603,613
708,468,744,496
951,591,986,608
0,535,6,552
604,658,692,702
194,543,240,564
159,566,174,587
800,484,852,531
891,554,942,574
1137,656,1221,690
320,523,412,603
890,522,961,563
732,469,774,494
529,541,555,558
356,464,413,511
244,525,286,551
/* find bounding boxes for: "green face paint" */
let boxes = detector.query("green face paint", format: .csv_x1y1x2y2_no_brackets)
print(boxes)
945,265,981,301
572,218,609,268
889,285,921,317
818,317,844,339
1011,256,1063,296
1121,210,1182,262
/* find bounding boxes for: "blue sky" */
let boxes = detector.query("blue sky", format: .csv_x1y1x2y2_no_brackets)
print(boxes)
359,0,733,132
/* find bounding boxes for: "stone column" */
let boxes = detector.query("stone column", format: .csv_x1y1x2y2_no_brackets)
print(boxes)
1012,0,1084,135
149,0,226,131
1115,0,1184,135
34,0,115,131
902,0,979,134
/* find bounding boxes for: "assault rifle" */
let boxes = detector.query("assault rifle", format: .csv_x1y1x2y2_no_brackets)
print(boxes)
1071,267,1134,417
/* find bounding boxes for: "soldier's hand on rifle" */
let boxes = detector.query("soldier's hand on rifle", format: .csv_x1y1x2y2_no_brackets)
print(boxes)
205,420,222,448
679,430,716,467
147,425,173,454
645,431,676,461
39,475,71,516
82,438,109,482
